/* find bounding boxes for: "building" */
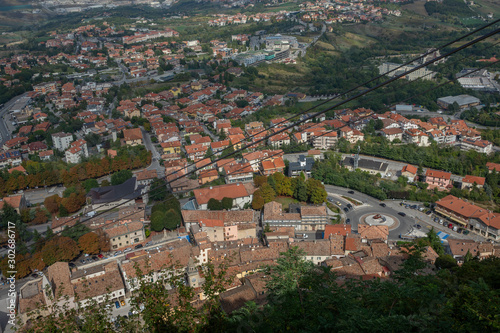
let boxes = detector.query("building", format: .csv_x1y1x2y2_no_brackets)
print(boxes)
135,169,157,186
65,139,88,164
0,194,27,214
486,162,500,173
460,138,493,154
425,169,452,190
123,128,143,146
193,183,255,210
401,164,418,182
381,128,403,142
262,201,330,231
378,62,436,81
342,157,389,176
312,131,338,149
288,155,314,177
461,175,485,190
223,163,254,184
437,95,480,110
86,177,147,211
52,132,73,151
104,221,145,250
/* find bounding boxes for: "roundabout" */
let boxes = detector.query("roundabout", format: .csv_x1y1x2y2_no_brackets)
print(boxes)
360,213,400,230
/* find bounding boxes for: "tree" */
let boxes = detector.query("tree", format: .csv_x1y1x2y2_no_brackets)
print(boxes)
58,204,68,217
41,236,80,266
82,179,99,193
111,169,133,186
221,197,233,210
294,178,308,202
306,178,327,204
435,254,458,270
164,209,181,230
78,232,100,254
151,211,166,232
207,198,223,211
149,178,167,201
252,190,265,210
31,208,48,224
260,184,276,203
44,195,62,215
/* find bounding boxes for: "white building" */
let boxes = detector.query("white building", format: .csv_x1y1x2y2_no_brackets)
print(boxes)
52,132,73,151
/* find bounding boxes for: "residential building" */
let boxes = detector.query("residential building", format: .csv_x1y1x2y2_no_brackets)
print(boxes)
104,221,145,250
312,131,338,149
65,139,88,164
123,128,143,146
401,164,418,182
224,163,254,184
0,194,27,214
425,169,452,190
193,183,255,210
342,157,389,176
381,128,403,142
461,175,485,190
460,138,493,154
51,132,73,151
160,141,181,154
403,129,429,147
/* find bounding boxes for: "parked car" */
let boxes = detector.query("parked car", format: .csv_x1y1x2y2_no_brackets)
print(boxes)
38,272,44,276
134,244,143,249
145,241,153,246
31,273,38,278
98,254,104,259
336,201,341,206
115,301,121,309
343,207,349,213
448,223,453,229
346,203,353,209
114,251,122,256
92,256,98,261
124,247,132,253
398,212,406,217
80,259,86,264
346,218,350,223
69,263,76,268
379,203,386,207
433,217,439,222
415,224,422,229
463,230,470,235
348,190,355,194
121,300,126,306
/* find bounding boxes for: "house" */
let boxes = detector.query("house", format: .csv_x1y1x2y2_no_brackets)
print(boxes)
0,194,27,214
339,126,364,144
123,128,143,146
357,225,389,241
86,177,147,211
307,150,322,160
39,150,54,161
135,169,157,186
381,128,403,142
288,155,314,177
104,221,146,250
223,163,254,184
65,139,88,164
401,164,418,182
312,131,338,149
0,150,22,168
193,183,255,210
268,132,290,148
403,129,429,147
486,162,500,173
263,201,330,231
342,157,389,176
461,175,485,190
324,224,352,238
260,157,285,176
160,141,181,154
448,239,494,263
425,169,452,190
199,169,219,185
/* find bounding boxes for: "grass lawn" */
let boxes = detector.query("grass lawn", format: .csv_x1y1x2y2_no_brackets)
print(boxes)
275,196,299,210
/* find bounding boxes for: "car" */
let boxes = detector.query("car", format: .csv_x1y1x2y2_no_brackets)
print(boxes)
415,224,422,229
328,198,333,202
69,263,76,268
346,218,350,223
38,272,44,276
348,190,354,194
448,223,453,229
379,203,386,207
115,301,121,309
336,201,341,206
124,247,132,253
98,254,104,259
114,251,122,256
457,228,463,234
463,230,470,235
80,259,86,264
121,300,126,306
31,273,38,278
145,241,153,246
398,212,406,217
92,256,98,261
343,207,349,213
134,244,143,249
346,203,353,209
433,217,439,222
87,258,93,262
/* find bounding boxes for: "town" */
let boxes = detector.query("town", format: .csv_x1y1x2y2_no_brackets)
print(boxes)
0,0,499,331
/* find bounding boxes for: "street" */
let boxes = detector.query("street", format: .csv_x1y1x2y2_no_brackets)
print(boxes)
0,93,29,147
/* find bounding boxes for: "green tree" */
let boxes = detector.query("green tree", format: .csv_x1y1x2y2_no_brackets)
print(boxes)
260,183,276,203
306,178,327,204
221,197,233,210
111,169,133,186
82,179,99,193
149,178,167,201
207,198,223,210
150,211,166,232
294,178,308,202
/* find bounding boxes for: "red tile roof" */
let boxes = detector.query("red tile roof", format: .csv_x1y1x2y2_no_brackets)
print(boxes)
425,169,451,180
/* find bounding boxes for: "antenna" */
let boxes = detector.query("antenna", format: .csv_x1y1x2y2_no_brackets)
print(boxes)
354,145,360,169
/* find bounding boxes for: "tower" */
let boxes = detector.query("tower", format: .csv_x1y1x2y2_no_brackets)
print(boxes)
186,257,200,289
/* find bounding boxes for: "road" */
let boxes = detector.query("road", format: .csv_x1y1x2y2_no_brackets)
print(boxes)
0,93,29,147
324,184,483,242
141,129,164,178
